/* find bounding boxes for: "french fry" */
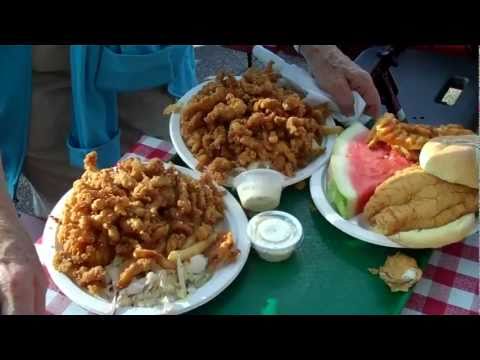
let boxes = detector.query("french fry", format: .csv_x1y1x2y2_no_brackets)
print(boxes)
168,234,217,262
176,257,187,298
163,102,183,115
182,235,196,249
133,247,176,270
320,125,344,136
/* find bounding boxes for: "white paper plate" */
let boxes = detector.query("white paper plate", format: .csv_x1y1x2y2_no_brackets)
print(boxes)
41,166,250,315
310,165,479,249
169,78,338,187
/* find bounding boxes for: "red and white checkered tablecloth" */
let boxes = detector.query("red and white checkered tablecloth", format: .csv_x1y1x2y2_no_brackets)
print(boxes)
33,135,479,315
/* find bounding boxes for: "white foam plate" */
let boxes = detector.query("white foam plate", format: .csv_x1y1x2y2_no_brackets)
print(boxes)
309,165,479,249
169,78,338,187
40,166,250,315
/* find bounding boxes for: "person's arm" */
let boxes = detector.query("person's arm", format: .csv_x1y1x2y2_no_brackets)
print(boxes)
0,158,47,314
297,45,381,118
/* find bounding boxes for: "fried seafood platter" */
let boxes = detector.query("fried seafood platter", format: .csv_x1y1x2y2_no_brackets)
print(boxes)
169,63,343,187
311,113,478,249
43,152,250,315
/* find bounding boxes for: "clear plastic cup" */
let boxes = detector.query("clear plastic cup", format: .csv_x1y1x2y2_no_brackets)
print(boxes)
232,169,285,213
247,211,304,262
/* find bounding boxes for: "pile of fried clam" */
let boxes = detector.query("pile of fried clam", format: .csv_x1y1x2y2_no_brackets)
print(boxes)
54,152,239,296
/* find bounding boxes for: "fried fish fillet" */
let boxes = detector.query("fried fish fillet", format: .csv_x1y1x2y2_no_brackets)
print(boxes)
364,165,478,235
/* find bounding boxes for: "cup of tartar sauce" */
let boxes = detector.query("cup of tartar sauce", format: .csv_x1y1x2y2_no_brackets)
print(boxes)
233,169,284,213
247,211,303,262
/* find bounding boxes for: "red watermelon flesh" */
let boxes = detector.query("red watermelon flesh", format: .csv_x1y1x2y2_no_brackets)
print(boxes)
327,122,414,219
347,132,413,213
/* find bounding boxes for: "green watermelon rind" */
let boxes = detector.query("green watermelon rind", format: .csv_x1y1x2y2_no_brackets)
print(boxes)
327,122,369,219
326,174,349,219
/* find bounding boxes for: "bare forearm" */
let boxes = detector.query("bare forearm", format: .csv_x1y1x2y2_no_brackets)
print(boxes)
0,134,47,316
0,159,32,257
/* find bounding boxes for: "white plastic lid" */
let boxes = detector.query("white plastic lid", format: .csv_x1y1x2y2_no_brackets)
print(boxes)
247,211,303,253
232,168,284,189
233,169,285,213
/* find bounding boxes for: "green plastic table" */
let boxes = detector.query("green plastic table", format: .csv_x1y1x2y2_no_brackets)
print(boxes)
173,156,432,315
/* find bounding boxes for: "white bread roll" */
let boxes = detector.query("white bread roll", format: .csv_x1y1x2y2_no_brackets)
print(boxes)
419,135,479,189
390,213,476,248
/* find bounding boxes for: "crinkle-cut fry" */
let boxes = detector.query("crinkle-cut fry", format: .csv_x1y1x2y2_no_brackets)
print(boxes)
368,113,474,159
167,233,217,262
391,145,419,162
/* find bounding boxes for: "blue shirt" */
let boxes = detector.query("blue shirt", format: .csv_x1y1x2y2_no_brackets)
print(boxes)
0,45,197,198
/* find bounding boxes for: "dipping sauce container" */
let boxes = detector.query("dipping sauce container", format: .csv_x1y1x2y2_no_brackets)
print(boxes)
233,169,284,213
247,211,303,262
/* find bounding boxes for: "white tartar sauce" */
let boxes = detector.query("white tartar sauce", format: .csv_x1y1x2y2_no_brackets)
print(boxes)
247,211,303,262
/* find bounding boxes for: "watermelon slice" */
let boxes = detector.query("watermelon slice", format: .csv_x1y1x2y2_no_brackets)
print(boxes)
326,122,413,219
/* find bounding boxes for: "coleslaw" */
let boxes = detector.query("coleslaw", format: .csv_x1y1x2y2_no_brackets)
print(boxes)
108,255,212,308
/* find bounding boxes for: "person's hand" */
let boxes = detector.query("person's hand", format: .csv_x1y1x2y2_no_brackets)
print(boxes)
300,45,381,118
0,224,48,315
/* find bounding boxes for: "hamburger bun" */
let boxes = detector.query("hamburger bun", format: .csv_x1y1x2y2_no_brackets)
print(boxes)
419,135,479,189
390,213,476,249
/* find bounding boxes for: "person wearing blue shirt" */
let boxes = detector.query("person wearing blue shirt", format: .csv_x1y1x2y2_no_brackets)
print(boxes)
0,45,380,314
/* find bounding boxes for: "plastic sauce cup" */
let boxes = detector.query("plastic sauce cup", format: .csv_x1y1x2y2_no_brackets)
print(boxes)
247,211,303,262
233,169,284,213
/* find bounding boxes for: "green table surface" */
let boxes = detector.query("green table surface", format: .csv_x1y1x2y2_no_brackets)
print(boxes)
173,158,432,315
